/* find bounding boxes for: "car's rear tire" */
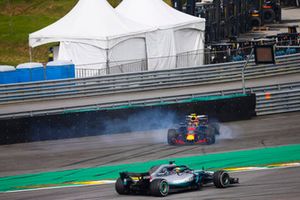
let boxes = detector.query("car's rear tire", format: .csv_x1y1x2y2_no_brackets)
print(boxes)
115,178,129,195
213,170,230,188
167,129,177,145
206,134,215,145
150,179,169,197
206,127,216,145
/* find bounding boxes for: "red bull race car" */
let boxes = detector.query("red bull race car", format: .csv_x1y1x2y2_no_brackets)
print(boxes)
167,114,220,145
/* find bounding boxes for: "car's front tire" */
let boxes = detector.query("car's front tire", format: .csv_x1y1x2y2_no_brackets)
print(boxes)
213,170,230,188
115,178,129,195
150,179,169,197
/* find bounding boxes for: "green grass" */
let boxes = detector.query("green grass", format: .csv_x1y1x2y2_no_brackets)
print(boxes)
0,0,78,66
0,0,172,66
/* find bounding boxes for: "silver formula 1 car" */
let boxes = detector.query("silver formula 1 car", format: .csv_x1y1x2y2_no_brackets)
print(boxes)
115,161,239,197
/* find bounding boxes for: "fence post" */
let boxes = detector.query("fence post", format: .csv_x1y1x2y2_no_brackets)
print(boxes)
242,48,254,94
106,49,110,75
29,47,33,62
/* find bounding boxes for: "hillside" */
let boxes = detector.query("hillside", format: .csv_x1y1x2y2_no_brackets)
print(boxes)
0,0,172,66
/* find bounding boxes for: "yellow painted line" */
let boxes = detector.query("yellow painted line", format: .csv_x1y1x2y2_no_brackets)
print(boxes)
69,180,115,185
224,167,266,171
18,184,65,190
16,180,116,190
5,180,116,193
225,162,300,172
267,162,300,168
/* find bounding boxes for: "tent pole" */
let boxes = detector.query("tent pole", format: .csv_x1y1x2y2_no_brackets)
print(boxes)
29,47,33,62
106,49,110,75
144,38,148,71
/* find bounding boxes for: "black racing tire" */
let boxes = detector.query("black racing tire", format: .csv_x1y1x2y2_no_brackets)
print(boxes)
206,134,216,145
250,16,261,27
167,129,177,145
150,179,169,197
213,170,230,188
263,9,275,23
206,127,216,145
115,178,129,195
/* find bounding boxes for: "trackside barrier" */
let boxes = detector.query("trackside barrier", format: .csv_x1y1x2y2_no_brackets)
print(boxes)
0,82,299,144
0,53,299,105
0,94,255,145
256,88,300,115
0,81,299,120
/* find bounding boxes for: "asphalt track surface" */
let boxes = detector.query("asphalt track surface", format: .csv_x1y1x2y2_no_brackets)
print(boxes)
1,112,300,199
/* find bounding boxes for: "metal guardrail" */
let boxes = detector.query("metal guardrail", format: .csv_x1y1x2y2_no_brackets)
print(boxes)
0,53,299,119
256,88,300,116
0,81,300,119
0,53,300,105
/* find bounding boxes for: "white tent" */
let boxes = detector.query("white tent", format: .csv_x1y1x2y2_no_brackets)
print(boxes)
29,0,154,75
116,0,206,70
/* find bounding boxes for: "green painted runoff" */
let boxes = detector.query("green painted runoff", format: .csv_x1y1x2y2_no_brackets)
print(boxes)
1,144,300,192
64,94,247,114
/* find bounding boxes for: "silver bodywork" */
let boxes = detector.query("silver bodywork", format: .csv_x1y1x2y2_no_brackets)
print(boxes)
116,162,239,196
149,164,203,186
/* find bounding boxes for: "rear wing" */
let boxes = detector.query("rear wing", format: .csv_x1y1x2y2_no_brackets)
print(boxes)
120,172,150,180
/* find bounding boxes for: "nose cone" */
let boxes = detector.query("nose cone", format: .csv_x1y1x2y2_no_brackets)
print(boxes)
186,134,195,141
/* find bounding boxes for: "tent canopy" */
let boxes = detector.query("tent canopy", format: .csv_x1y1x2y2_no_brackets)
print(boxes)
116,0,206,70
29,0,206,74
29,0,153,49
116,0,205,30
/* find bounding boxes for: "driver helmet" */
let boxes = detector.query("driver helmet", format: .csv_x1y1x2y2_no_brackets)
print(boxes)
175,167,182,173
190,113,199,126
190,113,197,121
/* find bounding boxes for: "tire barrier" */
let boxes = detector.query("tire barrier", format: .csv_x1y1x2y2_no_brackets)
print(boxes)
0,93,256,145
